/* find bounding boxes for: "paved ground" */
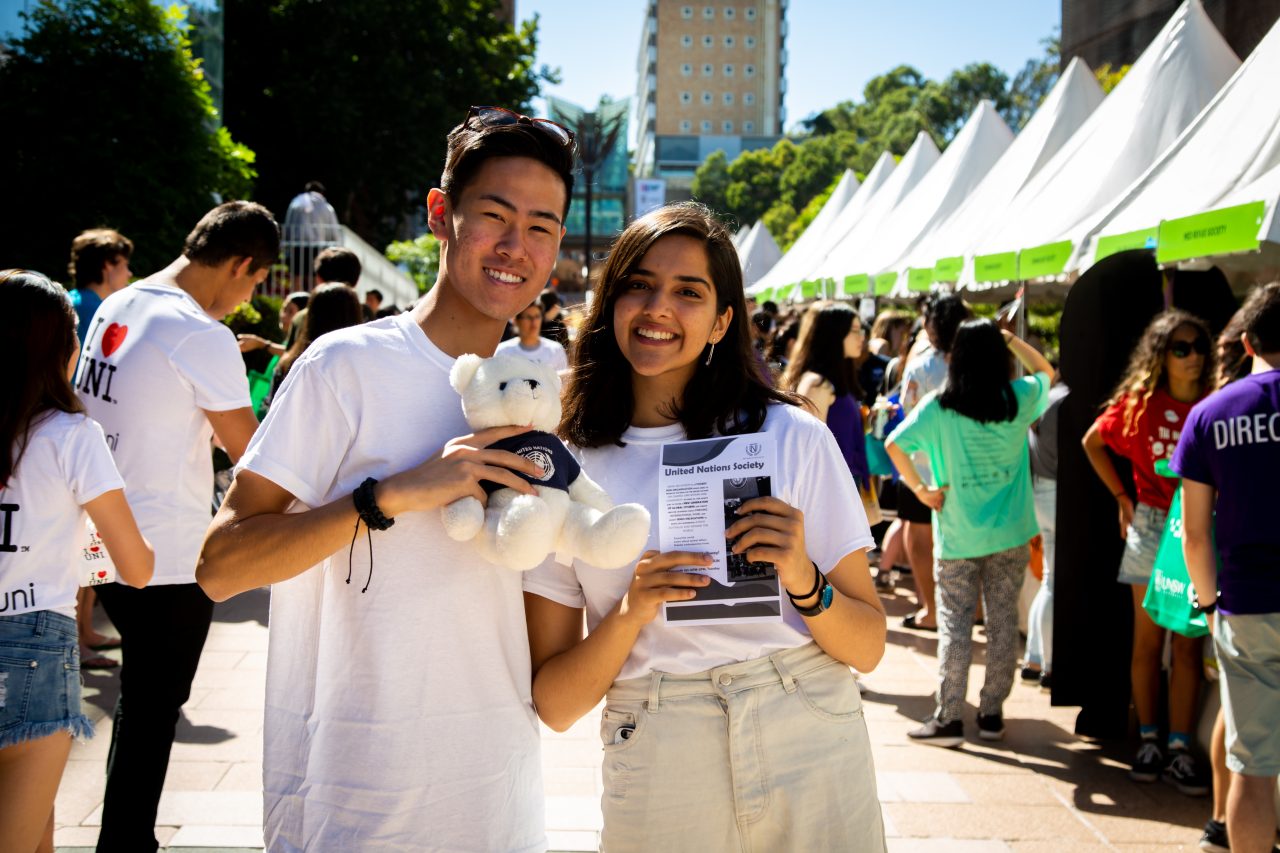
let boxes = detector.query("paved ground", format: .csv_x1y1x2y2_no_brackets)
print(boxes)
56,579,1218,852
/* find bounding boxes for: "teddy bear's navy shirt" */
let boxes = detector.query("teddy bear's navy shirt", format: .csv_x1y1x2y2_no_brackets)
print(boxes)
480,430,582,496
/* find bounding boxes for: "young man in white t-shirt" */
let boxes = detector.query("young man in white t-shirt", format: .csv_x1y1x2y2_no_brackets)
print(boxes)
198,107,577,852
497,300,569,371
78,201,279,853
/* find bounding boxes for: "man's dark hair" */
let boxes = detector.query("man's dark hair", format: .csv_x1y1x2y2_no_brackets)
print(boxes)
183,201,280,272
762,300,779,316
366,288,383,303
304,181,326,195
924,292,971,354
1240,281,1280,354
751,308,775,336
440,111,577,219
69,228,133,288
314,247,362,285
539,288,561,311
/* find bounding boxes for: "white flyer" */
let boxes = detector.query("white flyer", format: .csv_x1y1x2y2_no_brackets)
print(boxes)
659,432,782,626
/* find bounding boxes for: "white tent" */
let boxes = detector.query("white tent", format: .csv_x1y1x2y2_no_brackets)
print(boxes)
806,134,941,289
1073,15,1280,275
962,0,1239,287
731,224,751,248
831,100,1013,296
747,169,859,296
736,221,784,290
748,150,899,300
894,57,1105,287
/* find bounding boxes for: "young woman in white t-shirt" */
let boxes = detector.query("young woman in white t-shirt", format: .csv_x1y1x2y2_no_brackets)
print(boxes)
524,204,888,851
0,270,154,853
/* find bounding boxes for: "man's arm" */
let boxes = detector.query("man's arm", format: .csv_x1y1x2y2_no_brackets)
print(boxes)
1180,479,1218,607
197,425,547,601
205,407,259,462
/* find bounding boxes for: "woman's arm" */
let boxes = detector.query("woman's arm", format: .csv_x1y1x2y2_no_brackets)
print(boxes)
1002,329,1054,378
238,333,285,356
795,372,835,423
727,497,886,672
84,489,154,588
1081,421,1134,535
885,440,946,510
526,551,712,732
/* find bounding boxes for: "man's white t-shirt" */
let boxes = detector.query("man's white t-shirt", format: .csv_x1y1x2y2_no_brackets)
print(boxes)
899,346,948,487
237,312,545,853
495,336,568,372
77,282,251,585
0,412,123,618
523,403,875,681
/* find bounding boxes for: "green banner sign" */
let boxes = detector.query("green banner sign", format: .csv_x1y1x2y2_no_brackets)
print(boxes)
1094,227,1157,262
974,252,1017,283
800,279,819,299
1017,240,1073,279
1156,201,1266,264
777,283,795,302
843,274,869,295
907,267,933,292
755,287,774,303
932,256,963,282
873,271,898,296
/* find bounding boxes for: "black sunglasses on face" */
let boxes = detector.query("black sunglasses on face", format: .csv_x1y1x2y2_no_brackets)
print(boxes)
464,105,575,146
1170,337,1209,358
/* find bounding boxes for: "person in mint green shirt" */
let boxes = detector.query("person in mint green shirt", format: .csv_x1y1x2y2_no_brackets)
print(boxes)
886,319,1054,747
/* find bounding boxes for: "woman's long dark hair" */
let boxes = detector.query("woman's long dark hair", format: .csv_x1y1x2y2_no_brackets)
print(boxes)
277,283,363,377
1,269,85,487
938,319,1018,424
560,202,799,447
781,301,861,399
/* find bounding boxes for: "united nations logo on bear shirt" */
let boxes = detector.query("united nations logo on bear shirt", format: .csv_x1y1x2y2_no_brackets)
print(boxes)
522,447,555,482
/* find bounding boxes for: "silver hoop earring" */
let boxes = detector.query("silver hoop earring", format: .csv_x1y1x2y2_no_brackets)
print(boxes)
705,340,716,366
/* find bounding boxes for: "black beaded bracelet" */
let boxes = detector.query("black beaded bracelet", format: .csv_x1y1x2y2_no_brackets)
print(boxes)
353,477,395,531
786,561,823,603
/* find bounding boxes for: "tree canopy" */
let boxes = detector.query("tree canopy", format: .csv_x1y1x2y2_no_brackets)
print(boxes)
222,0,554,250
0,0,257,279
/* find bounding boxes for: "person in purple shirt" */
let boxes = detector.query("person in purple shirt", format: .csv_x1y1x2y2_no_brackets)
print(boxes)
1171,281,1280,853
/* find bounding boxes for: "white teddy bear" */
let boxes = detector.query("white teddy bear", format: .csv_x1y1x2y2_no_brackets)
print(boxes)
441,351,652,572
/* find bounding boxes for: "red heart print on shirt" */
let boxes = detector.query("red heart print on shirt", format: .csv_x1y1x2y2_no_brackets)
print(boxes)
89,546,100,552
102,323,128,357
97,571,107,579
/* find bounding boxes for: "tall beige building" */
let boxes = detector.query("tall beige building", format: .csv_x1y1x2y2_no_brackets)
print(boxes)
634,0,787,197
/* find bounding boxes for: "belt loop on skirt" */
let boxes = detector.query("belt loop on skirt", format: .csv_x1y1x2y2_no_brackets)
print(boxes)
770,649,798,694
34,610,48,637
647,671,664,713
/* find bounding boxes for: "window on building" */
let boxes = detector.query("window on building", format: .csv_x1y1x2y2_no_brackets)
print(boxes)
744,64,756,77
744,121,754,133
681,34,693,47
701,91,712,105
744,7,756,20
744,92,755,105
703,6,714,19
701,120,712,132
702,63,713,76
723,64,734,76
702,34,713,47
723,35,735,48
723,92,734,105
724,6,736,18
682,6,693,19
681,63,692,76
680,119,692,132
745,35,756,49
722,120,733,133
680,91,693,104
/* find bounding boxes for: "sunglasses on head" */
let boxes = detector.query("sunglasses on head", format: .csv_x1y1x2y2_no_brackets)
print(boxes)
464,106,575,146
1170,337,1209,358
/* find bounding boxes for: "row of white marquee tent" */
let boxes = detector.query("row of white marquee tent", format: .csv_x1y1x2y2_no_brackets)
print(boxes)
738,0,1280,305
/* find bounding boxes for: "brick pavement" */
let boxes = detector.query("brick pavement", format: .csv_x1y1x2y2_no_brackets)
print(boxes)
56,581,1216,852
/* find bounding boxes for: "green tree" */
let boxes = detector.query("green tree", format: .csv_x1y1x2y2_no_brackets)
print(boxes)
1094,62,1132,93
222,0,552,249
781,172,843,251
0,0,257,278
1007,34,1061,130
385,233,441,294
691,149,731,214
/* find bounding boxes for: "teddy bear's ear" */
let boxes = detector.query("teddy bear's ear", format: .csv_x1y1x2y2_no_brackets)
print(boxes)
450,353,483,393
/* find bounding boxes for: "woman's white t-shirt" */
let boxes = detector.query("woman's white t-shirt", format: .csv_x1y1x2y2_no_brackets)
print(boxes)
0,411,124,619
524,403,875,681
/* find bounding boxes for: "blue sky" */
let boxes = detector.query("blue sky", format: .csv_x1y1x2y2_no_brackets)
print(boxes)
519,0,1060,131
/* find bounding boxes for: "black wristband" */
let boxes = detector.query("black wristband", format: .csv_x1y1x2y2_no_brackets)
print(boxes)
353,477,395,531
787,561,823,603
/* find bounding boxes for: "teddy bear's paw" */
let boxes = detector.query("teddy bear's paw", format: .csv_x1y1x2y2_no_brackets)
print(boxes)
583,503,652,569
441,496,485,541
491,495,557,570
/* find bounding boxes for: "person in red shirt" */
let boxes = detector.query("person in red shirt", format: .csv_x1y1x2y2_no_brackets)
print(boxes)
1083,309,1215,795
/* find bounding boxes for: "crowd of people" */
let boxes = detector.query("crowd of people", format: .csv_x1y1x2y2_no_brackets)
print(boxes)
1,104,1277,853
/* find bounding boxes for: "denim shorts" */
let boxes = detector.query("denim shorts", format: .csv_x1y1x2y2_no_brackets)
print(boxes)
1116,502,1168,586
1215,611,1280,776
0,611,93,749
